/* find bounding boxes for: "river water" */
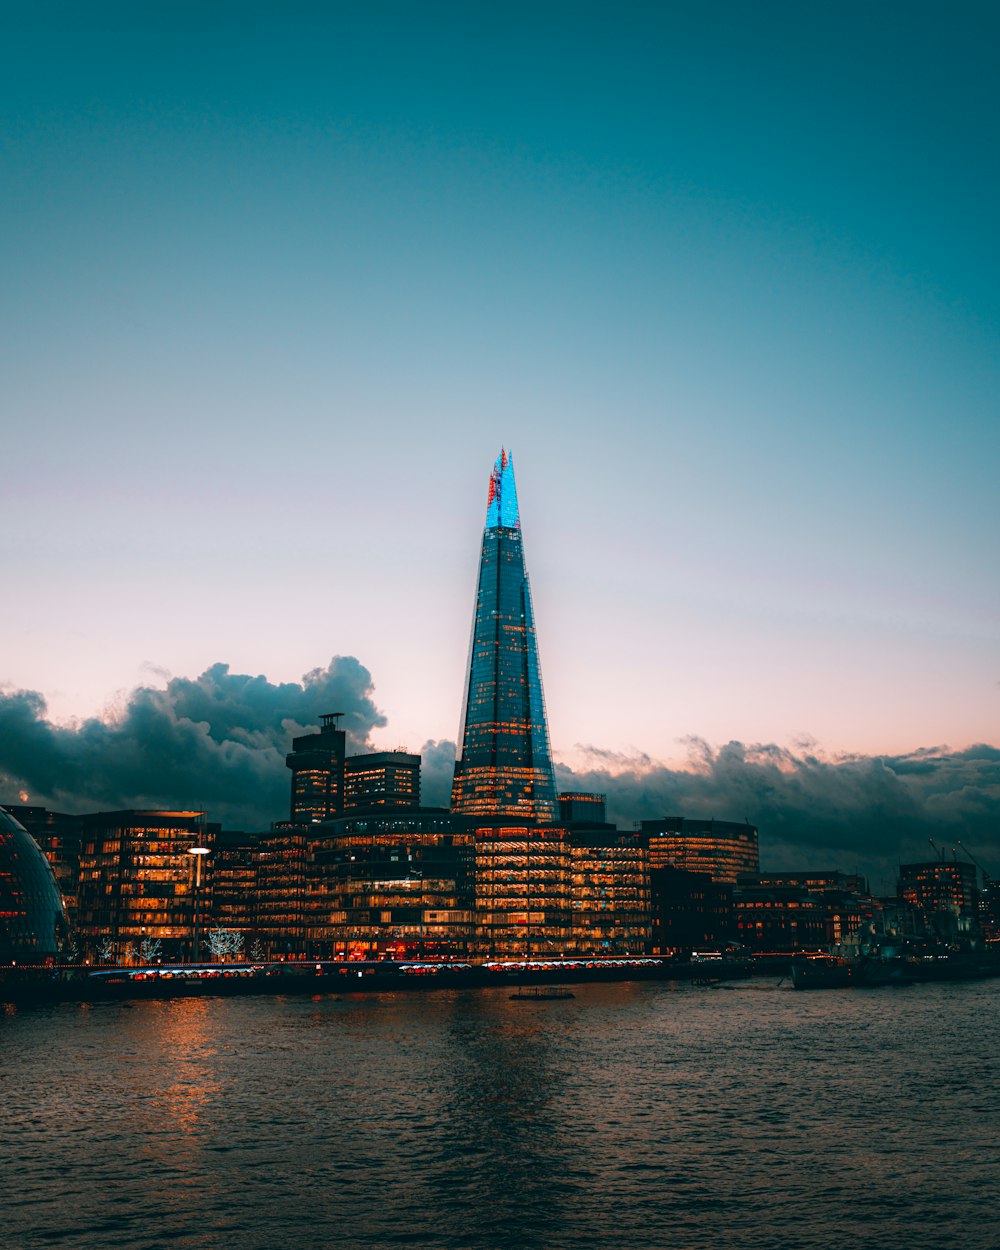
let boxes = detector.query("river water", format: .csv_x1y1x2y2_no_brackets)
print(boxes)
3,978,999,1249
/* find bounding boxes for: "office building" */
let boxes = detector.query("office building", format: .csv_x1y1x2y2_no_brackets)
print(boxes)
649,866,733,956
76,810,215,961
210,830,260,939
473,823,572,955
641,817,759,884
344,751,421,811
569,831,651,953
304,810,474,958
451,450,558,823
899,860,978,919
559,792,608,825
286,713,347,823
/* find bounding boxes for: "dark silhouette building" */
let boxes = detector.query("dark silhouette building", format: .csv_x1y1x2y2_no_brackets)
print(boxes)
0,807,66,963
3,804,82,930
649,865,733,956
285,713,347,823
451,450,558,823
559,792,607,825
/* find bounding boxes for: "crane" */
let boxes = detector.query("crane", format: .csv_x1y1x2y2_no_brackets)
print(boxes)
955,840,992,886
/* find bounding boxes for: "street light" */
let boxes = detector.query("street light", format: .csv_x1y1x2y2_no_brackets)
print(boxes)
188,845,210,962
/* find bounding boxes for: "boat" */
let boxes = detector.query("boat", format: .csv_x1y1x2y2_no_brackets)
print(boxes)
791,940,1000,990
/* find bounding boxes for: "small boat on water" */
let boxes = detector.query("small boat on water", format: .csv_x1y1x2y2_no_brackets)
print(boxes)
509,986,575,1001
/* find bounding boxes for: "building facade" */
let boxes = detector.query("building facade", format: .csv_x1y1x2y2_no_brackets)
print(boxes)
558,792,608,825
473,823,572,955
76,810,213,961
899,860,978,919
3,804,82,931
0,807,67,963
569,832,651,953
285,713,347,823
345,751,421,812
649,866,733,956
641,817,759,884
304,810,474,958
451,450,558,823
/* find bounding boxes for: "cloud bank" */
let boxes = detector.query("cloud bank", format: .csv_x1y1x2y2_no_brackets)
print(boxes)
0,658,385,830
1,661,998,884
553,738,1000,887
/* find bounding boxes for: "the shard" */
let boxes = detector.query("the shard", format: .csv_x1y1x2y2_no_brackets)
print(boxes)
451,450,558,823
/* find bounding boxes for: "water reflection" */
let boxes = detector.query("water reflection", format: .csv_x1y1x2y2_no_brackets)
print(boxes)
2,981,999,1249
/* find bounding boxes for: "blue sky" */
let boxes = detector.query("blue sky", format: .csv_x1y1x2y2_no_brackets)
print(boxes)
2,1,997,768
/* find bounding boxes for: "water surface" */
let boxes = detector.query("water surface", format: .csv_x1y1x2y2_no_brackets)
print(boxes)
4,979,998,1248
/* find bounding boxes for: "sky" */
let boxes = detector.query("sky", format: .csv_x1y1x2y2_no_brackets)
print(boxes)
2,3,998,870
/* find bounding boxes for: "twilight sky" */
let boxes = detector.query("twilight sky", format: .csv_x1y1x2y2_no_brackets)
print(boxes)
3,2,998,786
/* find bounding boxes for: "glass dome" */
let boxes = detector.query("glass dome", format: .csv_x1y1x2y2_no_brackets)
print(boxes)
0,807,67,963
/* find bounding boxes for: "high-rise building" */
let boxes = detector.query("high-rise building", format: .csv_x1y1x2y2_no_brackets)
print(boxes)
451,450,558,823
285,713,347,823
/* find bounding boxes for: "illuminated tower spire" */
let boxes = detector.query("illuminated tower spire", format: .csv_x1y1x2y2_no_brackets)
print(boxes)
451,450,558,823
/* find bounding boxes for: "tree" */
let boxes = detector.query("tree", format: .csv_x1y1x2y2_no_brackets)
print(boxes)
139,937,163,963
249,937,266,962
97,936,116,963
204,927,246,961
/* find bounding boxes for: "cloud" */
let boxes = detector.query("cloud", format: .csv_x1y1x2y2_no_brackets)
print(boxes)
2,658,998,886
419,739,458,808
0,658,385,830
556,738,1000,885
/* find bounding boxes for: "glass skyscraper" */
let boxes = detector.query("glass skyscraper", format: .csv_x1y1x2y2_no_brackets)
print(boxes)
451,450,558,823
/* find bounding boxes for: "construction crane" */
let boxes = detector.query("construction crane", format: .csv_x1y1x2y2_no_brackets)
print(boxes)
956,840,992,886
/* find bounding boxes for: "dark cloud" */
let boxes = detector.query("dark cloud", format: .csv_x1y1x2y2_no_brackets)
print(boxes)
420,739,458,808
0,658,385,829
557,739,1000,886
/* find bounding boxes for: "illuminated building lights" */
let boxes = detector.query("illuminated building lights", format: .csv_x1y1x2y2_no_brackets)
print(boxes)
452,450,558,823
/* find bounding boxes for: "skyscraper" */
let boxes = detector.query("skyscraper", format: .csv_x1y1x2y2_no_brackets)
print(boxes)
451,450,558,823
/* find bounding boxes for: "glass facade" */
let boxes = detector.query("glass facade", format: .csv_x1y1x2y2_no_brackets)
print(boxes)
305,812,475,958
473,824,572,955
452,450,558,823
76,810,213,961
641,817,760,884
0,807,66,962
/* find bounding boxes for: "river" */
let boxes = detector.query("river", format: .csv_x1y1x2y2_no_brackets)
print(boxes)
4,978,998,1249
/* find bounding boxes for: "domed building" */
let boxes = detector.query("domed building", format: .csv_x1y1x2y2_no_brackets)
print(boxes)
0,807,67,963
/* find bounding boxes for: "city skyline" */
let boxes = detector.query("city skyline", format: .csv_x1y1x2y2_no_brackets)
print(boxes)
2,5,998,881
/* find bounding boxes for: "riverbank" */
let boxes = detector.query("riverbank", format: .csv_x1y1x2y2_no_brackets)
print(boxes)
0,955,755,1006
